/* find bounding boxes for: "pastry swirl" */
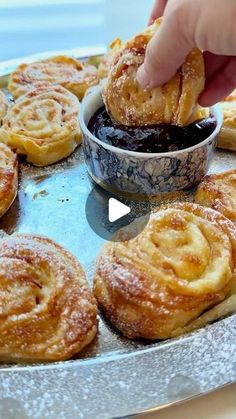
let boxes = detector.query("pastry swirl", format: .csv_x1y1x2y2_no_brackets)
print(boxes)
0,90,8,123
0,234,97,361
0,143,18,217
94,203,236,340
0,84,81,166
218,90,236,151
103,19,205,126
195,169,236,223
8,55,99,100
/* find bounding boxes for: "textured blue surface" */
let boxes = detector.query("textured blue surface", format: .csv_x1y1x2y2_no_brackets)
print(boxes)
0,0,105,61
0,0,153,61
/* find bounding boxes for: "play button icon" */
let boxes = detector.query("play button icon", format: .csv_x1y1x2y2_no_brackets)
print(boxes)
108,198,130,222
85,176,151,241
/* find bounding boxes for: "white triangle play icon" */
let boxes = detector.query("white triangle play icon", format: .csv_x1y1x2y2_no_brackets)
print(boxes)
108,198,131,223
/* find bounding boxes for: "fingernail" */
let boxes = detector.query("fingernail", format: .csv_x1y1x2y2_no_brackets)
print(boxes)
137,66,151,88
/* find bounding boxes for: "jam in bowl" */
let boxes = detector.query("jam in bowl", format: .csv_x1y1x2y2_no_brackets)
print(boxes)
79,87,223,197
88,106,216,154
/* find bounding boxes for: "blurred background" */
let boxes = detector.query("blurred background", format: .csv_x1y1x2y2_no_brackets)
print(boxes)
0,0,153,61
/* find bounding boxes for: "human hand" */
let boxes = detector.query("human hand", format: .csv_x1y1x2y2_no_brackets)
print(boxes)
137,0,236,106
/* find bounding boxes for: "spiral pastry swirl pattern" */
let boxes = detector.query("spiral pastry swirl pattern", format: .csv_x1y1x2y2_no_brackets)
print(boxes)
195,169,236,223
0,234,97,361
94,203,236,340
218,90,236,151
103,19,205,127
8,55,99,100
0,84,81,166
0,143,18,217
0,90,8,123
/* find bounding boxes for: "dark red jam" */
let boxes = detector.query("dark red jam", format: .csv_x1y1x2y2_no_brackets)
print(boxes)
88,106,217,153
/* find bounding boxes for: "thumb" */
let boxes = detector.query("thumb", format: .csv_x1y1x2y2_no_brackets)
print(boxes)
137,15,193,88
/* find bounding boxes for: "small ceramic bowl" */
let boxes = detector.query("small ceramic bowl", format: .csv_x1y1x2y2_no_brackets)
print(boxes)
79,87,223,197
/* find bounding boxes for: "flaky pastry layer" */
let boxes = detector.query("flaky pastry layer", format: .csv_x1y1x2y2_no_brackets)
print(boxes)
195,169,236,223
94,203,236,340
0,84,81,166
0,234,97,361
0,143,18,217
217,100,236,151
98,38,123,80
0,90,8,123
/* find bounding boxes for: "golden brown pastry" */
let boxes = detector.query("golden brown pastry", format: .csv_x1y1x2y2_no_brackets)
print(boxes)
103,19,205,126
0,234,97,361
0,84,81,166
195,169,236,223
8,55,99,100
0,143,18,217
218,90,236,151
0,90,8,124
98,38,123,79
94,203,236,340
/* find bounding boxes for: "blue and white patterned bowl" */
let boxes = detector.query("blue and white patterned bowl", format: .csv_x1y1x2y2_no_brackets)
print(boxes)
79,87,223,196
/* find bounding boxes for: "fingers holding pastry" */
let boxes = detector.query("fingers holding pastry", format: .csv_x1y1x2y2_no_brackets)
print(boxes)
0,90,8,124
0,234,98,361
103,19,205,126
137,0,198,89
94,203,236,340
195,169,236,223
139,0,236,105
0,143,18,218
8,55,99,100
0,84,81,166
